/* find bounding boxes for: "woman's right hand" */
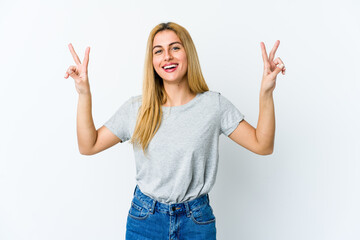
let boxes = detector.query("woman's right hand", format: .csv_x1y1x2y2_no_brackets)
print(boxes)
64,43,91,95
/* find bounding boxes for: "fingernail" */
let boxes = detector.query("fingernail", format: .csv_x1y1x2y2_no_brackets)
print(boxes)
277,64,284,69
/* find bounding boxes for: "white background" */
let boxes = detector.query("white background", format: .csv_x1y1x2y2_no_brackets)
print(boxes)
1,0,359,239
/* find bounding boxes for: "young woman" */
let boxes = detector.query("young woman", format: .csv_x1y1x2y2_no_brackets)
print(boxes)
64,22,285,240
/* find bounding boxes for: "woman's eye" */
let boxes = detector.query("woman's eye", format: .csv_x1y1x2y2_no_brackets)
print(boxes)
153,46,179,55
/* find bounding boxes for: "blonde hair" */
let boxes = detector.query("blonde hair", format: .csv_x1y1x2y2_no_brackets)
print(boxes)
129,22,209,154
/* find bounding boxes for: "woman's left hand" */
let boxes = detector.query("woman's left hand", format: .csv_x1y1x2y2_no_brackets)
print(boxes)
260,40,286,94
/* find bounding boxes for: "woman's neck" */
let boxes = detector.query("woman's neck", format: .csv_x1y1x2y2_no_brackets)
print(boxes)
162,80,196,107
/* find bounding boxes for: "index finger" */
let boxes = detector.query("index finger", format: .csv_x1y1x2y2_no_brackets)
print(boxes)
269,40,280,62
260,42,270,68
68,43,81,65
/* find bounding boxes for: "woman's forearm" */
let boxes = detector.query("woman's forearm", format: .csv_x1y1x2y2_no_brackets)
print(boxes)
77,92,97,155
255,90,275,154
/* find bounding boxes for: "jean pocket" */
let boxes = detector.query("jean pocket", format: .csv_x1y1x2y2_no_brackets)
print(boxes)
128,198,150,220
190,203,216,225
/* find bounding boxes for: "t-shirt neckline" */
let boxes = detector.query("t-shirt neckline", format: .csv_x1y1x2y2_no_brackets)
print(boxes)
161,92,202,111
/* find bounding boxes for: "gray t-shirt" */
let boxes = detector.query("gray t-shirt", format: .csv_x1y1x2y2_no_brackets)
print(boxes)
104,90,245,203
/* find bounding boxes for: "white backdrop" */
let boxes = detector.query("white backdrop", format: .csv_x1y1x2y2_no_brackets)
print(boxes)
1,0,359,239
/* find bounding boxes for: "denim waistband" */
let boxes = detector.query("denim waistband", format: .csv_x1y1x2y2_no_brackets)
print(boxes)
132,185,210,217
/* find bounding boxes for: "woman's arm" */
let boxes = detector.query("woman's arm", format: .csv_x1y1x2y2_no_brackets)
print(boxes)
65,44,122,155
228,40,285,155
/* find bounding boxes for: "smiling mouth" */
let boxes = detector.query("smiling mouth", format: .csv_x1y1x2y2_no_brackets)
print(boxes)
162,64,178,72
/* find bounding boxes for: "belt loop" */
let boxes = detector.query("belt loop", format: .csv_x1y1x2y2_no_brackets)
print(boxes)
207,194,210,204
184,202,191,217
133,185,137,196
149,199,156,214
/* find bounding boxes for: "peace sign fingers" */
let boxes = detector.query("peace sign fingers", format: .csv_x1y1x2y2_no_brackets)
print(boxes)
68,43,81,66
65,43,91,95
259,40,286,94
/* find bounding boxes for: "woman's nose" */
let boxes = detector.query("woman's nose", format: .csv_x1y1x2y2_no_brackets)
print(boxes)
164,50,173,61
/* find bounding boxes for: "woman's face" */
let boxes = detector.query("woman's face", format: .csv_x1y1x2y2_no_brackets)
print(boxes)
152,30,188,84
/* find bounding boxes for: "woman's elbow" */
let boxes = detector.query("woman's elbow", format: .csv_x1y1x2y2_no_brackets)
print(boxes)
257,146,274,155
79,147,94,156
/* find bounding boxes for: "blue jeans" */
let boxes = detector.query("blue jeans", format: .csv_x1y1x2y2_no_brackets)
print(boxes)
126,185,217,240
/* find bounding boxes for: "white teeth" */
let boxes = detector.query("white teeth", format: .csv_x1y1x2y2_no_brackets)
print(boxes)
163,64,178,69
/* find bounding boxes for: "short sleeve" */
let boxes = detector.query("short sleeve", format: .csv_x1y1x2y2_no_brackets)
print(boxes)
219,93,245,136
103,97,133,143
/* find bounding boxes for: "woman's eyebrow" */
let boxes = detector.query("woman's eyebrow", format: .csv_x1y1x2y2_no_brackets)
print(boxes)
153,41,182,50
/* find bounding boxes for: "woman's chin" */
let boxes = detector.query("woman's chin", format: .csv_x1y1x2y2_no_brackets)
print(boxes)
161,77,185,84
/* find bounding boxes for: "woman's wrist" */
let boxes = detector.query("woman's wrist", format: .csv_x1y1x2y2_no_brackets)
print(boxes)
259,87,273,98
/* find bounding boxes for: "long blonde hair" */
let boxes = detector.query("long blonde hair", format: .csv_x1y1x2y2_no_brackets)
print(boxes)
129,22,209,154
